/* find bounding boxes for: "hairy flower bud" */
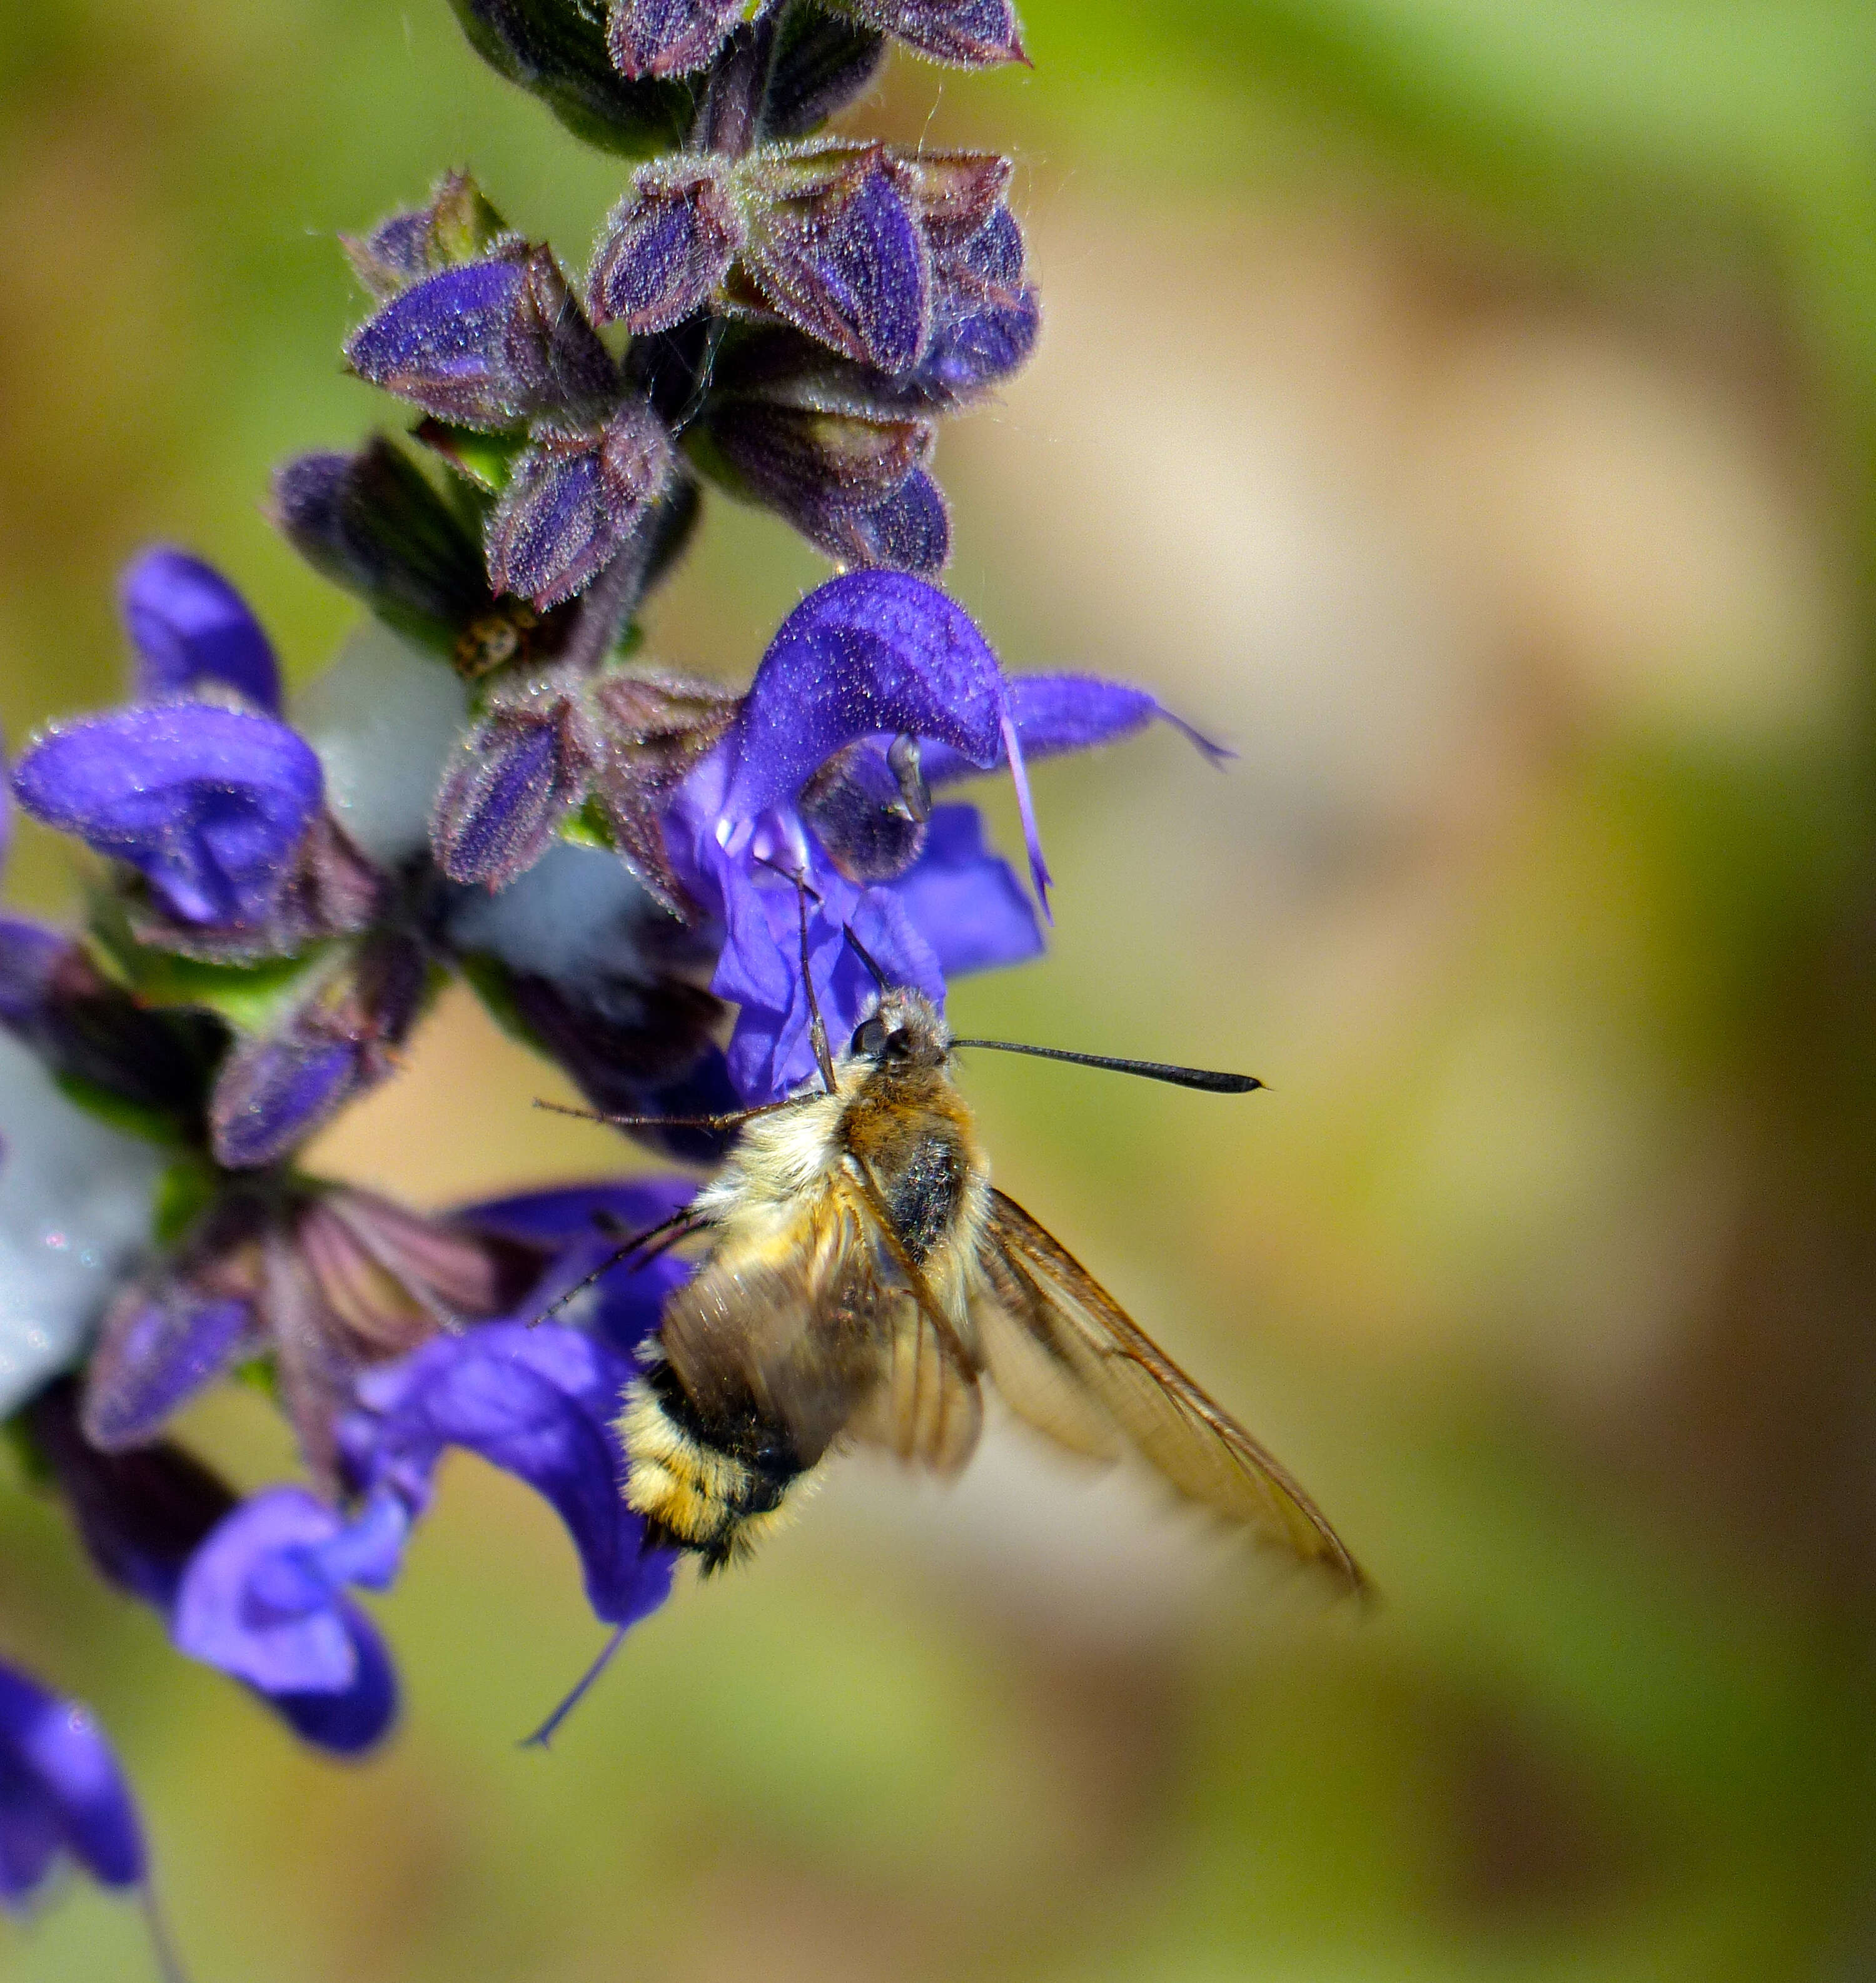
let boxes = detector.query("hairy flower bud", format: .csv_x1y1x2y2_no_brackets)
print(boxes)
445,0,696,154
588,160,743,332
698,390,942,568
209,931,431,1170
606,0,747,78
272,441,497,656
848,0,1022,66
740,142,931,374
346,248,615,431
342,170,515,301
486,401,678,608
584,666,739,912
431,667,598,887
762,6,885,139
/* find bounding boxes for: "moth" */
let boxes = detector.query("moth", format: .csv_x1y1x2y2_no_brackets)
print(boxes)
564,931,1365,1597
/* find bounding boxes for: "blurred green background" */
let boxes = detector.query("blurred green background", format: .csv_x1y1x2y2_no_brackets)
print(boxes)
6,1,1876,1977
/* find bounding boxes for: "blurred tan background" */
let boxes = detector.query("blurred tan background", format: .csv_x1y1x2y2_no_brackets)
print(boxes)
5,2,1876,1978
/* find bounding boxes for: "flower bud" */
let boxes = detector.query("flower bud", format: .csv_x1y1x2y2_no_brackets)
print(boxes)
430,669,598,887
342,169,513,301
122,549,282,712
606,0,745,78
815,465,949,572
762,8,885,139
446,0,695,154
839,0,1023,67
208,931,431,1170
740,143,931,374
486,401,678,608
584,666,739,912
345,248,616,431
271,440,495,656
588,161,742,333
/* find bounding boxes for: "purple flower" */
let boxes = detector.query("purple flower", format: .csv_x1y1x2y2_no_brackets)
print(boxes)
12,704,324,931
172,1487,401,1755
338,1181,694,1633
26,1381,393,1757
0,1657,145,1907
121,548,281,712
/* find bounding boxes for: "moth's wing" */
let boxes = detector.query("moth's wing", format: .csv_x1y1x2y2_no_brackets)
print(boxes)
833,1176,983,1476
661,1191,979,1476
974,1190,1366,1593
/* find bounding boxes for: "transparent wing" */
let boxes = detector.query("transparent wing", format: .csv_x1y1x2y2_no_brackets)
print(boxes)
974,1190,1367,1594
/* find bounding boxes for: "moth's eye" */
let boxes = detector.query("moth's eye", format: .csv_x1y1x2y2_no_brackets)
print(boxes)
850,1016,888,1057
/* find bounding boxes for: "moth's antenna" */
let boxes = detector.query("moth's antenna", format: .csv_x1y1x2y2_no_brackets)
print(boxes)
754,855,836,1092
948,1039,1263,1095
842,923,890,995
532,1204,698,1326
520,1623,628,1750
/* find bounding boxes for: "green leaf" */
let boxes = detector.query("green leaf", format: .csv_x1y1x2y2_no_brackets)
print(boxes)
128,949,331,1037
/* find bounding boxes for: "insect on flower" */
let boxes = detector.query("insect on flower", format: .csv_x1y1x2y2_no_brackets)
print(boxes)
546,877,1367,1596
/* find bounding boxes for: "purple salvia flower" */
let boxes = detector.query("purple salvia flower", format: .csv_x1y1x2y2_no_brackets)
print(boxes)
344,1321,677,1631
12,704,324,931
588,160,743,333
606,0,747,78
345,250,615,431
486,402,677,608
0,1658,146,1907
171,1486,400,1755
869,802,1041,977
915,670,1232,784
122,548,281,712
718,569,1050,903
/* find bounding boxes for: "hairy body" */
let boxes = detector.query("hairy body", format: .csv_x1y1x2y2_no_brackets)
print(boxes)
620,988,1364,1593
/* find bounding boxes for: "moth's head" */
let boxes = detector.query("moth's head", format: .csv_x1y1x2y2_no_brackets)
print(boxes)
846,987,949,1074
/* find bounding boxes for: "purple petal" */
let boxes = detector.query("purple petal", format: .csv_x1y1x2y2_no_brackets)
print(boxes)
13,705,323,929
917,281,1037,401
725,572,1007,822
588,164,741,331
263,1612,399,1755
81,1288,254,1450
887,804,1041,977
0,1660,144,1900
173,1488,377,1694
607,0,743,76
460,1176,696,1355
714,862,947,1100
749,158,932,374
347,1325,673,1627
121,549,281,712
918,671,1231,784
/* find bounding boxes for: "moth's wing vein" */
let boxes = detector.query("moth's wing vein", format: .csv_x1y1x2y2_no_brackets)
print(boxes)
975,1189,1367,1594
